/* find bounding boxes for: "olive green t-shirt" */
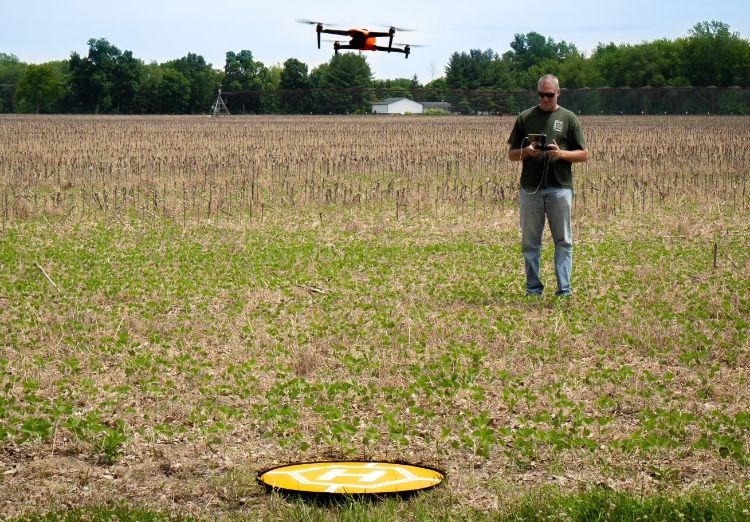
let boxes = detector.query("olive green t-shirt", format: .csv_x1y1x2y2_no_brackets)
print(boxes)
507,106,586,189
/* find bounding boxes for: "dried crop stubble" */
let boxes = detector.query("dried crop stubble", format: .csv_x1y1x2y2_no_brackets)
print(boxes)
1,115,745,224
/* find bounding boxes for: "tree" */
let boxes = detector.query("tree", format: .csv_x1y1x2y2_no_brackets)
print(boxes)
262,64,282,113
165,53,221,114
504,32,579,72
15,63,64,113
444,49,513,112
279,58,311,113
3,22,748,115
682,21,750,86
314,53,372,114
308,62,329,113
591,40,684,88
445,49,498,90
68,38,123,113
371,77,420,102
66,38,146,113
224,50,266,90
111,51,142,113
133,62,164,114
280,58,310,90
552,52,604,89
421,77,448,102
158,69,190,114
223,50,267,113
0,53,26,112
68,51,95,112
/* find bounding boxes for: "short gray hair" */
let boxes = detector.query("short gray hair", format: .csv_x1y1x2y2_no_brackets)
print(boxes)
537,74,560,91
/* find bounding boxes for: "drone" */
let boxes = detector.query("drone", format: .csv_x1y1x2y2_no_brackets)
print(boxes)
298,20,417,59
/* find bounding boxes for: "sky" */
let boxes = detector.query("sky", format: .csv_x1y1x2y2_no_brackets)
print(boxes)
2,0,749,83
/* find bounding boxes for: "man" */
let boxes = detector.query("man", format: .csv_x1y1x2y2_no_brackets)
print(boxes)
507,74,589,296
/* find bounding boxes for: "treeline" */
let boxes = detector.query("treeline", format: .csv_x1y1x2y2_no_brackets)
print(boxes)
1,20,749,115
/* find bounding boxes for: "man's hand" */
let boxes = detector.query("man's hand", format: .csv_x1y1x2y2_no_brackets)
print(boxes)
546,140,564,159
509,145,542,161
525,145,543,159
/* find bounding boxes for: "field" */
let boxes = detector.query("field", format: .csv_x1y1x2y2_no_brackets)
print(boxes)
0,114,749,520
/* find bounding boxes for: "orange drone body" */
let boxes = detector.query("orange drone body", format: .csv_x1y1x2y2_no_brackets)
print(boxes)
348,30,378,51
301,21,414,59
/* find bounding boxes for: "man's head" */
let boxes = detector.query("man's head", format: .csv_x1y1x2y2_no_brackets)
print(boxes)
537,74,560,112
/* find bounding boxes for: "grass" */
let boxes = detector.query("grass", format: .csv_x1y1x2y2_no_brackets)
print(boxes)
1,201,748,519
0,115,749,519
9,486,750,521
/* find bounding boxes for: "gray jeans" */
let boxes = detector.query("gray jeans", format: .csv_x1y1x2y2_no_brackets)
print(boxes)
519,187,573,296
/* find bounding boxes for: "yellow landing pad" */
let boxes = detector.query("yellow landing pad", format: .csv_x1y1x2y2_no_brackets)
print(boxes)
258,461,444,494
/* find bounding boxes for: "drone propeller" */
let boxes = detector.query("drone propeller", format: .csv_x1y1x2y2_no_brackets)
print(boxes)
295,18,332,25
296,19,338,49
394,42,427,48
376,24,415,32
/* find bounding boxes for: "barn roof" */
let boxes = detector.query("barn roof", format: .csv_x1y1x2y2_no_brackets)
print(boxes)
374,97,418,105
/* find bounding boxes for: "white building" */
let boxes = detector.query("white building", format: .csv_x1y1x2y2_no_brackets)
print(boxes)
371,97,424,114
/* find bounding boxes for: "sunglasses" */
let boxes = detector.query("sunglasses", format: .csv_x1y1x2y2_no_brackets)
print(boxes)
538,92,557,99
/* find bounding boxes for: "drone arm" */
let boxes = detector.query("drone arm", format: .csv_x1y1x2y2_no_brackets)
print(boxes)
367,27,396,49
320,28,351,36
373,45,410,58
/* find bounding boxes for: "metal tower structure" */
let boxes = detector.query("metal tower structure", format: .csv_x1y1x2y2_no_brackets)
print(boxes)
210,89,230,117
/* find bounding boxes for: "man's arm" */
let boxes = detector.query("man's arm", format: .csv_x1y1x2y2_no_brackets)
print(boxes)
548,147,590,163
